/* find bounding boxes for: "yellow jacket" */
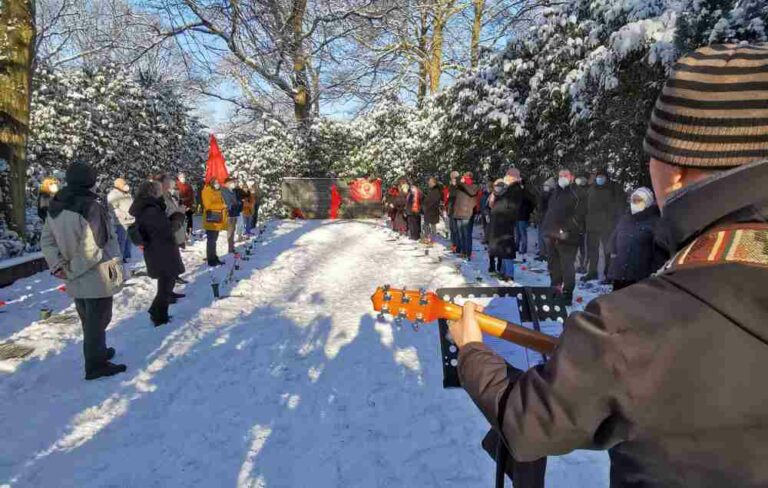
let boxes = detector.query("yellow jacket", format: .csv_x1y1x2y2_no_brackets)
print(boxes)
242,192,256,217
202,184,228,232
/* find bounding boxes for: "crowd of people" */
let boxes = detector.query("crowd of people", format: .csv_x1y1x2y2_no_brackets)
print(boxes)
383,164,667,303
39,168,263,380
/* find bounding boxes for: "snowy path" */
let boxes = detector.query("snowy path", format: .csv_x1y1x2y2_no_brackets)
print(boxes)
0,220,608,487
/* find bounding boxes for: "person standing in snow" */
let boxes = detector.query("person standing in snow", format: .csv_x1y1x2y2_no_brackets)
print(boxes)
221,178,242,253
202,178,228,266
453,172,479,260
422,176,443,242
107,178,135,263
448,44,768,487
242,183,257,235
540,168,586,304
573,173,590,273
249,179,263,231
535,177,555,261
447,170,460,252
510,169,536,259
158,174,188,289
37,177,60,222
607,187,667,291
177,173,196,238
405,182,423,240
582,168,626,282
486,178,520,280
130,180,185,327
41,161,127,380
391,179,409,234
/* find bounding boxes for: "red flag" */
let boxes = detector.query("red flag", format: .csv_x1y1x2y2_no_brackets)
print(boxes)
205,134,229,184
349,178,382,203
329,183,342,219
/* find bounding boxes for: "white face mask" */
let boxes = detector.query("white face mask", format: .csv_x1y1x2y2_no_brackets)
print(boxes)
124,185,130,192
212,182,221,190
49,184,59,194
575,178,586,186
227,183,236,190
558,177,570,189
178,176,186,184
630,202,647,215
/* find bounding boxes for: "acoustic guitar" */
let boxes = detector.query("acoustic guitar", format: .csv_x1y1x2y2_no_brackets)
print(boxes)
371,286,559,355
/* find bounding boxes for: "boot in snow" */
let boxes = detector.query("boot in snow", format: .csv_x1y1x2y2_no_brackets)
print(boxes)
85,362,127,380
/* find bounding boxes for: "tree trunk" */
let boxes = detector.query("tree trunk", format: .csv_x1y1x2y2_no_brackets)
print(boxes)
428,15,445,94
0,0,35,235
310,62,320,117
470,0,485,68
290,0,311,126
416,6,429,106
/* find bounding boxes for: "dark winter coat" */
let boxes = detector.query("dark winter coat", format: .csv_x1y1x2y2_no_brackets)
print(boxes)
458,160,768,488
423,185,443,224
405,187,422,217
392,193,407,232
607,205,667,282
487,185,522,259
38,192,52,221
517,188,536,222
587,181,626,234
130,196,185,279
540,185,586,245
452,182,479,219
536,190,551,224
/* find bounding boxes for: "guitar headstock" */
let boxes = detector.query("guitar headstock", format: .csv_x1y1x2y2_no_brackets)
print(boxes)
371,285,443,327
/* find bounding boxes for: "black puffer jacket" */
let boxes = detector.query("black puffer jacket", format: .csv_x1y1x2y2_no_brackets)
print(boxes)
488,185,522,258
607,205,667,282
130,196,185,279
517,188,536,222
423,185,443,224
541,185,586,245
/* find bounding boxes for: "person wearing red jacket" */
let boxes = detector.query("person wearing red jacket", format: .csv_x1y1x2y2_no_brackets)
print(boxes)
177,173,195,237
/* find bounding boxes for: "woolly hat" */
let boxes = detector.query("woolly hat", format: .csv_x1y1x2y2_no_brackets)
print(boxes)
644,43,768,168
65,161,97,188
631,187,655,207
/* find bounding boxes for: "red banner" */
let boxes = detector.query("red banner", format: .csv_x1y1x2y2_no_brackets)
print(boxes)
205,134,229,184
349,178,382,203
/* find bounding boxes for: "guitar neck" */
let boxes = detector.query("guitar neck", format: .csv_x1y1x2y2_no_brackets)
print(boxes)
440,301,559,355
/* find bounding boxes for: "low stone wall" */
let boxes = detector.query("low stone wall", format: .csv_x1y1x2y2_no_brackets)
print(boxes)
0,253,48,288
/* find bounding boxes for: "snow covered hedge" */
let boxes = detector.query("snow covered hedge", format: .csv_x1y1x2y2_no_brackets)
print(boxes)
0,65,207,261
436,0,768,185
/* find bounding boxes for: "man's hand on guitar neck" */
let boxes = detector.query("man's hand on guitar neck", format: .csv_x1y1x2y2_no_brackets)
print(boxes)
448,302,484,348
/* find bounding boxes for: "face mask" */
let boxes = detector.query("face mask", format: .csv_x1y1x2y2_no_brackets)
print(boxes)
558,177,570,189
575,178,586,186
630,202,647,215
178,176,186,184
213,183,221,190
400,185,409,193
227,183,235,190
124,185,130,192
494,185,505,193
596,176,607,186
543,186,552,193
49,184,59,194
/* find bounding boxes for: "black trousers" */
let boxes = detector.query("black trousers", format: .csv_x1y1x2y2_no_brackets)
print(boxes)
546,238,578,295
185,210,194,235
587,228,612,277
251,205,260,229
206,230,219,264
74,297,114,373
149,274,175,321
407,214,421,240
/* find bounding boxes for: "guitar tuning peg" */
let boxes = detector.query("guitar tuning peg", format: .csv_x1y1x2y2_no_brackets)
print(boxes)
377,312,387,322
383,292,392,302
400,294,410,304
382,284,391,292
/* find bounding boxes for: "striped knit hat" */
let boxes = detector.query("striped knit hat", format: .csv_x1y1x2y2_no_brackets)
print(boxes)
644,43,768,168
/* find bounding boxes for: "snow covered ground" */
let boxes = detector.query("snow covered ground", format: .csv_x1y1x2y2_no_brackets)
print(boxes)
0,219,608,487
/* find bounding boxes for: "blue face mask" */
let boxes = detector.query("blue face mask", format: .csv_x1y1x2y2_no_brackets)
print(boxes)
596,176,607,186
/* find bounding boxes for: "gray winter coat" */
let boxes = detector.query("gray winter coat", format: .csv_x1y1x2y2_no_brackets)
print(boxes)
107,188,135,227
42,188,124,299
163,191,187,246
